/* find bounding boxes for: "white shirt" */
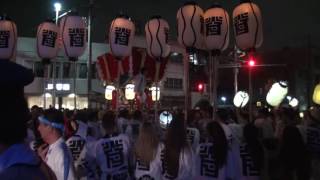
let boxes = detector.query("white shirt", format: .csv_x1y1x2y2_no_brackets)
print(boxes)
135,143,163,180
160,145,195,180
46,138,76,180
66,135,97,180
186,127,200,152
95,133,131,180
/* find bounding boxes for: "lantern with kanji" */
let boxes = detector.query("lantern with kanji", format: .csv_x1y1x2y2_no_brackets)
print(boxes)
145,16,170,59
60,14,87,61
125,83,135,100
177,1,204,50
266,81,288,107
204,4,229,52
36,20,59,64
233,0,263,51
0,16,17,60
109,15,135,60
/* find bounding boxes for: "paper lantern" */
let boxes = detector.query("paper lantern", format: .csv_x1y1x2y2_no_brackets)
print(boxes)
312,84,320,105
60,14,87,61
233,91,249,108
266,81,288,107
149,86,160,101
288,97,299,108
36,21,59,63
177,1,204,49
233,0,263,51
0,18,17,60
159,111,173,128
105,85,115,100
145,16,170,59
109,15,135,60
204,4,229,52
125,83,135,100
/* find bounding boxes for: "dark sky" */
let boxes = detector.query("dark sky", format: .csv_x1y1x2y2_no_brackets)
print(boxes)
1,0,320,50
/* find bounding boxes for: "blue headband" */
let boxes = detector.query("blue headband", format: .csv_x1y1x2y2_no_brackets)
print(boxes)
38,116,64,131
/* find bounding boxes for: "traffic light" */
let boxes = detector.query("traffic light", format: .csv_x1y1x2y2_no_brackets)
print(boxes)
248,55,256,67
197,83,204,93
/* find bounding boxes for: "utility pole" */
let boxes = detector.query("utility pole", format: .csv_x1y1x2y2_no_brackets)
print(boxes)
87,0,94,109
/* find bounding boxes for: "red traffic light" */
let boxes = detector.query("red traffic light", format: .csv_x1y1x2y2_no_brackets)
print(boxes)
197,83,204,92
248,56,256,67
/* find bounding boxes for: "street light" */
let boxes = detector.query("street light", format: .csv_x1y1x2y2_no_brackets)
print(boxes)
54,2,61,24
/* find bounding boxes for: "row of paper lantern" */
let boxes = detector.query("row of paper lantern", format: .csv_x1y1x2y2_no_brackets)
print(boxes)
233,81,299,108
0,0,262,62
105,84,160,101
177,0,263,53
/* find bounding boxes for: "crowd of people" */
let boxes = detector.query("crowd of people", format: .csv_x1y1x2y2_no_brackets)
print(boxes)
0,60,320,180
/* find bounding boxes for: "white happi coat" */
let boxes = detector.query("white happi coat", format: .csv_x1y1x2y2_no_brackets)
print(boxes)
46,137,76,180
66,123,98,180
186,127,200,152
95,133,131,180
134,143,163,180
160,145,195,180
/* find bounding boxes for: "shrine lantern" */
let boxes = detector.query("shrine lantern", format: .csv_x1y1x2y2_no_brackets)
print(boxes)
145,16,170,59
204,4,229,52
109,15,135,60
233,0,263,51
60,14,87,61
36,20,59,64
125,84,135,100
177,1,204,50
105,85,115,100
233,91,249,108
149,86,160,101
266,81,288,107
0,16,17,60
313,84,320,105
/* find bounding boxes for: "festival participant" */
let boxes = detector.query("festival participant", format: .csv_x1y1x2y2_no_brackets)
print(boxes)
0,60,56,179
95,111,131,179
161,113,194,180
38,109,77,180
134,122,162,179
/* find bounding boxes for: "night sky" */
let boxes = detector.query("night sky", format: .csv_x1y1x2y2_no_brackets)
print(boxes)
1,0,319,51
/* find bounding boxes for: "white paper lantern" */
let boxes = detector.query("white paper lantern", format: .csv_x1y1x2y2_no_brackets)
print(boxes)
233,91,249,108
36,21,59,63
60,14,87,61
233,0,263,51
266,81,288,107
177,2,204,49
288,97,299,108
149,86,160,101
159,111,173,128
0,18,17,60
145,16,170,59
125,83,135,100
105,85,115,100
109,15,135,60
312,84,320,105
204,4,229,52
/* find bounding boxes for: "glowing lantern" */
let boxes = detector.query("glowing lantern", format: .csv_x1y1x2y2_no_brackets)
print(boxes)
159,111,173,128
233,91,249,108
125,84,135,100
105,85,115,100
149,86,160,101
177,1,204,49
233,0,263,51
203,4,229,52
109,15,135,60
312,84,320,105
0,17,17,60
60,14,87,61
36,21,59,64
288,97,299,108
266,81,288,107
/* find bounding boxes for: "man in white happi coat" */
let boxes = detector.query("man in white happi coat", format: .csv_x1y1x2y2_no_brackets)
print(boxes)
38,109,77,180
